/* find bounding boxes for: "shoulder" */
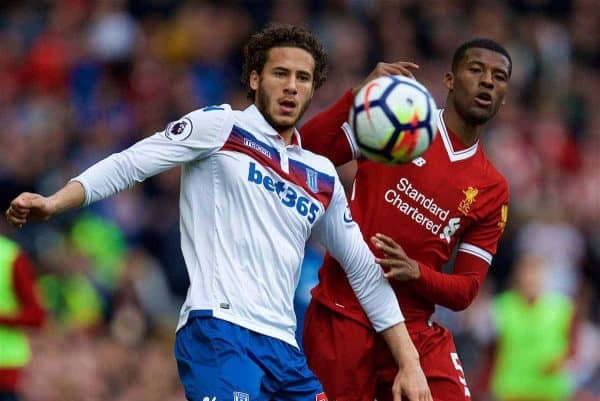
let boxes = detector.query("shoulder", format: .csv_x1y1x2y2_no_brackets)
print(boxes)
185,104,234,124
164,104,234,141
479,152,509,200
544,292,574,310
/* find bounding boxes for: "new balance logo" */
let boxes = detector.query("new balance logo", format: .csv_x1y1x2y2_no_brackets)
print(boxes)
412,157,426,167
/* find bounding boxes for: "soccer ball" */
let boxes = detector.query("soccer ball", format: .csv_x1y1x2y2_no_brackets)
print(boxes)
349,75,438,164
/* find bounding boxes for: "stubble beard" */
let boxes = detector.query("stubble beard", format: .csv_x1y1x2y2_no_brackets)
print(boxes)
255,83,311,133
455,96,495,126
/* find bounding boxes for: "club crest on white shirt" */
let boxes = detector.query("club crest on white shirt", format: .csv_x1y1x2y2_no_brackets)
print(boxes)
306,168,319,193
165,117,193,141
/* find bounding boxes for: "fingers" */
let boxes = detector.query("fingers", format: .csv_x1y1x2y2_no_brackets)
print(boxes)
5,207,27,228
5,192,42,228
354,61,420,94
391,379,402,401
376,61,419,79
371,234,406,258
383,267,411,281
374,232,401,247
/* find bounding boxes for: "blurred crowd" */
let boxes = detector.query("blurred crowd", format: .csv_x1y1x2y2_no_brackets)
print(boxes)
0,0,598,400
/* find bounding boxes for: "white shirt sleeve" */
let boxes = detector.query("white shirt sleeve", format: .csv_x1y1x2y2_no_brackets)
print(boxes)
72,105,234,205
311,176,404,332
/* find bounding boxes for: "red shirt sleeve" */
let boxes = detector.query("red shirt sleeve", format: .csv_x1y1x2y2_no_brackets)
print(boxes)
0,252,46,327
300,90,356,166
413,251,489,311
462,183,510,258
412,181,509,311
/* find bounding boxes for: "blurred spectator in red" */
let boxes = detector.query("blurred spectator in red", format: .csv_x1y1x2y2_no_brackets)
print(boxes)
0,235,45,401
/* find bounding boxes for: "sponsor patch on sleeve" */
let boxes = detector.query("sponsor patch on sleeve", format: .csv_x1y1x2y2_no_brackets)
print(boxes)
498,203,508,230
165,117,193,141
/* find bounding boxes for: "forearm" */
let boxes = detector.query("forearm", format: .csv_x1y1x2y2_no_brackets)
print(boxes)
345,255,405,331
413,252,488,311
300,90,356,166
49,180,86,215
380,322,420,367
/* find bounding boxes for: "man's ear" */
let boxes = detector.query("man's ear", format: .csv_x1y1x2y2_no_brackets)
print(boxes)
250,70,259,91
443,72,454,91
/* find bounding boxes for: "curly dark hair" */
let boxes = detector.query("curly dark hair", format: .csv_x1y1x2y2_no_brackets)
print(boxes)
241,23,328,101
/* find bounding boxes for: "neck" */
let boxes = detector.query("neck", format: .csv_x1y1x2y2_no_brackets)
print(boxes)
278,129,295,146
443,101,485,147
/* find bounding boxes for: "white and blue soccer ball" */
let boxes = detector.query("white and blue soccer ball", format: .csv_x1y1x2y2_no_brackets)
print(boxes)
349,75,438,164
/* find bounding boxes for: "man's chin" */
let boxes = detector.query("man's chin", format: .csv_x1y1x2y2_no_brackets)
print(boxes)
270,115,297,132
466,108,494,125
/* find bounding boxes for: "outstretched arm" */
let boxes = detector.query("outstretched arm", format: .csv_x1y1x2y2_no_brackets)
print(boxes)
301,62,419,166
5,105,233,227
5,181,85,227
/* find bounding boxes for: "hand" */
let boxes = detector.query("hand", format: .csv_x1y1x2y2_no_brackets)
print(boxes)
371,233,421,281
392,360,433,401
352,61,420,95
5,192,55,228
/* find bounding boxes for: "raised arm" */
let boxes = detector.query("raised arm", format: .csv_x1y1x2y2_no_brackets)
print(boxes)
300,90,356,165
300,62,419,166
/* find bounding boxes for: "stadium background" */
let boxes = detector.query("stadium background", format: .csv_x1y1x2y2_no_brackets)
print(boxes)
0,0,598,400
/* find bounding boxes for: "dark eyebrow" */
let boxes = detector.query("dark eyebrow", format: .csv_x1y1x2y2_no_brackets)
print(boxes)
468,60,509,76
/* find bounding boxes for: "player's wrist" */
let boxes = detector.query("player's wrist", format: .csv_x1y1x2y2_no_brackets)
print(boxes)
411,259,422,280
396,340,420,368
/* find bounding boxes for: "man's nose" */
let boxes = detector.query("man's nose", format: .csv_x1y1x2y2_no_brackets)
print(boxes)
284,77,298,95
480,70,494,88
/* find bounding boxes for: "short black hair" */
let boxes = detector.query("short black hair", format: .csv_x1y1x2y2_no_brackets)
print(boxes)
241,23,328,101
451,38,512,76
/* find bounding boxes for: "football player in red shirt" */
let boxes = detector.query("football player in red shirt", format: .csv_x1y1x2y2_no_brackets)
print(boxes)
299,38,512,401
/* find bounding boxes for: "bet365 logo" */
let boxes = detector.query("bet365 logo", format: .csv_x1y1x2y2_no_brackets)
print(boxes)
248,162,320,223
440,217,461,243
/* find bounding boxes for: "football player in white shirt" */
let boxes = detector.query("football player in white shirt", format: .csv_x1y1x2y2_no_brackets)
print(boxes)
5,24,431,401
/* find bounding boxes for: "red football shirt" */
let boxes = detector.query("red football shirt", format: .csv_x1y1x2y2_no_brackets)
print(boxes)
300,91,509,328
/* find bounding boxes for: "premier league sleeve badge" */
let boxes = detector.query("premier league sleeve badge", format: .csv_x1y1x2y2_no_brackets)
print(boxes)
165,117,193,141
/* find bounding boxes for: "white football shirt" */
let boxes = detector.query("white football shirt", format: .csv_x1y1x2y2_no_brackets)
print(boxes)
73,104,403,347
